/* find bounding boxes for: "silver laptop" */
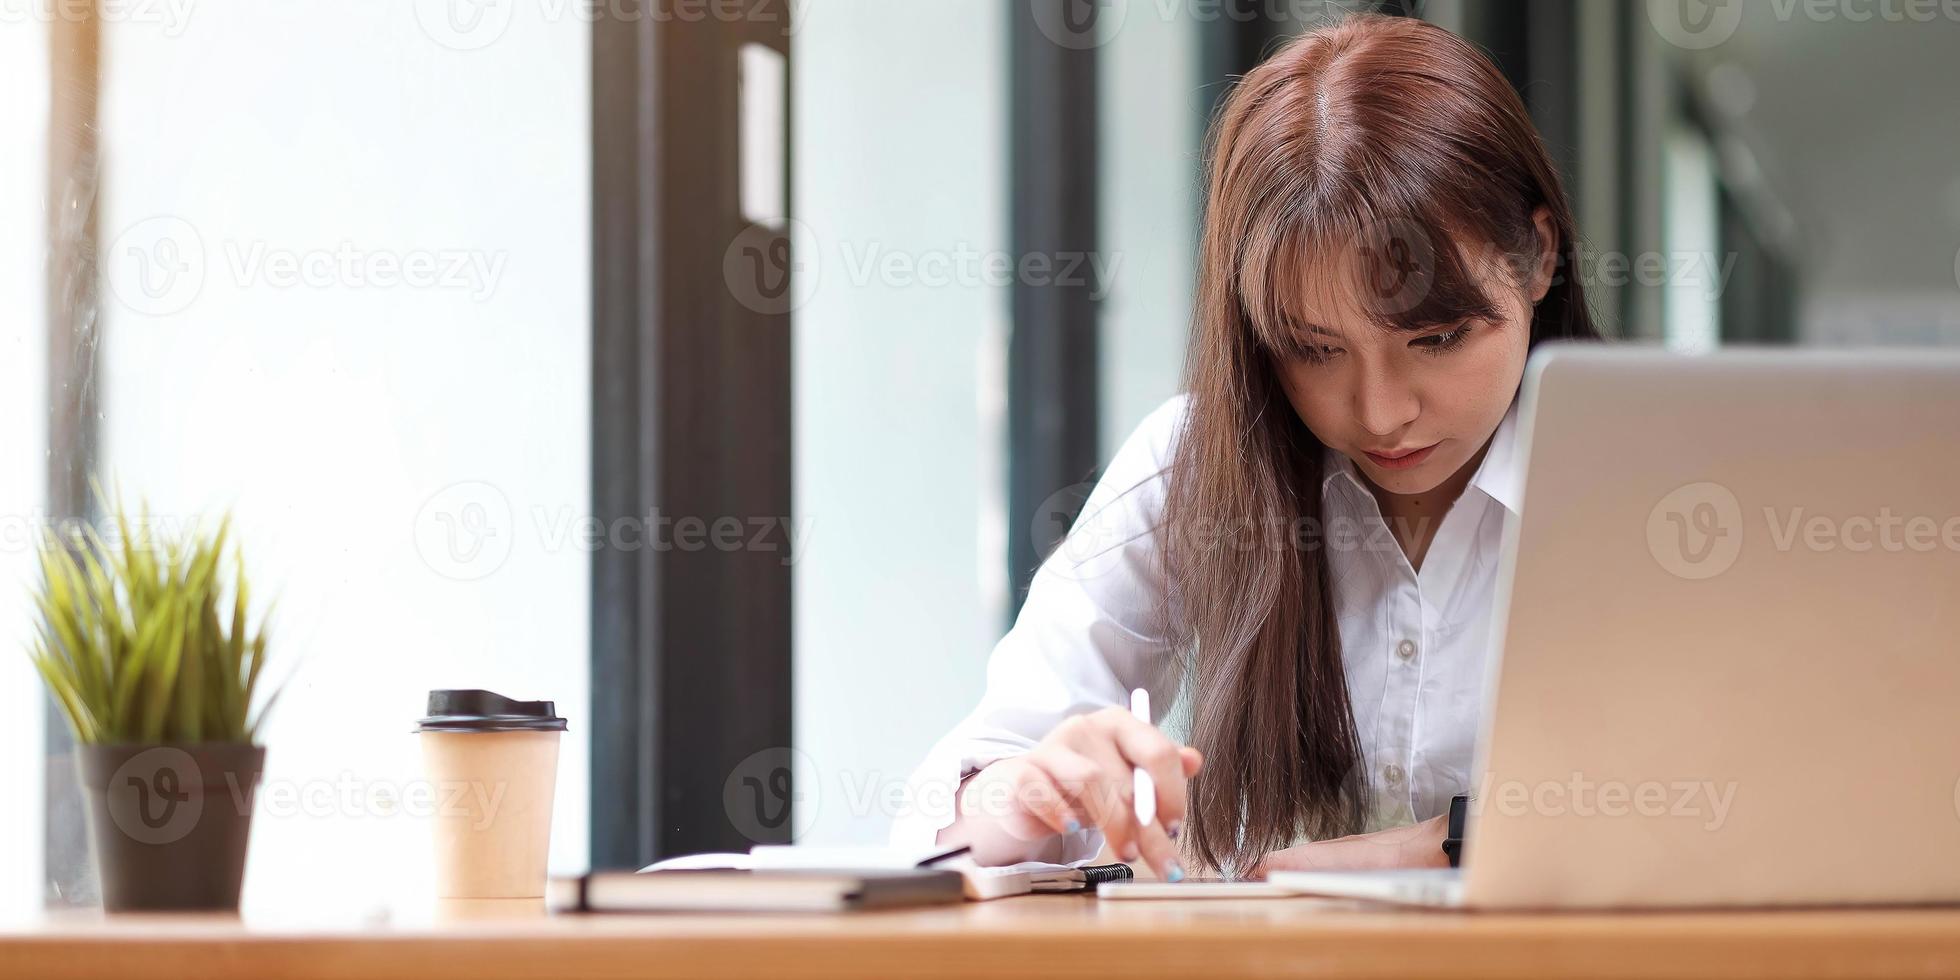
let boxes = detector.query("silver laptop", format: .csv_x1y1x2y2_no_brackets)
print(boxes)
1273,344,1960,909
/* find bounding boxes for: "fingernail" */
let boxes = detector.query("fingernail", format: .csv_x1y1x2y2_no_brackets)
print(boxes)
1123,844,1141,863
1166,820,1182,841
1167,862,1186,883
1064,819,1081,834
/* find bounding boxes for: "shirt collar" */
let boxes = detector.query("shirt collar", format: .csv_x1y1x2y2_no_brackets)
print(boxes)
1467,398,1524,516
1319,398,1524,516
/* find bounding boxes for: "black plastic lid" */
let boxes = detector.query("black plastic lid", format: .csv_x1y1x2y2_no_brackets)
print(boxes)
414,689,568,733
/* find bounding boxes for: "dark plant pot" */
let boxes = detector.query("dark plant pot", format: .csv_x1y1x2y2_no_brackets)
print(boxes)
77,742,266,912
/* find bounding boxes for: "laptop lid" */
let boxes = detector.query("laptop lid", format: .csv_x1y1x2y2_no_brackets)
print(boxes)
1462,344,1960,908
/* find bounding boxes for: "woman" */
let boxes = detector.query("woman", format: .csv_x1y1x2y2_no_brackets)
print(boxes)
894,13,1600,882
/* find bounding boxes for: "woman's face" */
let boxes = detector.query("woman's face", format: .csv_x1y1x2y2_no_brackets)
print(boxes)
1274,208,1555,498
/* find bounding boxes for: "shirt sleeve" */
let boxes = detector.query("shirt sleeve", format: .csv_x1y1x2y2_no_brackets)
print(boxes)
889,394,1190,864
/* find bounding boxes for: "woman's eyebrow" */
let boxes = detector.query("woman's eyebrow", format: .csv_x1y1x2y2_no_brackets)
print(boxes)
1288,318,1346,342
1294,315,1470,341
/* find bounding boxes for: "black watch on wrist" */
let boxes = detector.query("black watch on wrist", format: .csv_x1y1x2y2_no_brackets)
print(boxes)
1441,794,1468,868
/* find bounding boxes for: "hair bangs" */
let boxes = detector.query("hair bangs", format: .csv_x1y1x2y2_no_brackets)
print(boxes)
1240,191,1506,360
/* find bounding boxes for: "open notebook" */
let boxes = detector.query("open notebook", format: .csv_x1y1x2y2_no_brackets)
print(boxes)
636,845,1131,901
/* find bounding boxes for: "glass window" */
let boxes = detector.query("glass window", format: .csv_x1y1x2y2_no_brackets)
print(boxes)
1098,6,1201,450
0,18,50,919
21,5,592,913
1663,120,1722,352
791,0,1008,846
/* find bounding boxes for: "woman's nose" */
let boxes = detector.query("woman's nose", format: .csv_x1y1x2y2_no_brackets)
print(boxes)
1352,372,1420,439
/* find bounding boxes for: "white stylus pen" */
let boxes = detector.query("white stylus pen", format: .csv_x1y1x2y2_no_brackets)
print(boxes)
1130,687,1155,827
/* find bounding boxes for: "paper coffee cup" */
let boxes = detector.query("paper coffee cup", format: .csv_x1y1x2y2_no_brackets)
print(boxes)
414,690,567,899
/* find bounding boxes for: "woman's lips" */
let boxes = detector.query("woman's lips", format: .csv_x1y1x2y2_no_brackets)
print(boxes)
1363,443,1438,470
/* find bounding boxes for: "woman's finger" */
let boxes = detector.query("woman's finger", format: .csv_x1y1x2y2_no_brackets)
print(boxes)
1032,743,1141,865
1069,730,1183,880
1131,815,1185,881
1003,757,1084,838
1100,710,1192,836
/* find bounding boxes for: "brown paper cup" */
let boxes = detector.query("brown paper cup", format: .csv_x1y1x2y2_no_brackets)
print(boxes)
414,690,568,899
419,730,560,898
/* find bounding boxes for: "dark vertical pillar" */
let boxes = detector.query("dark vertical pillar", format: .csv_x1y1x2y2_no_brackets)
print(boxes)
1007,2,1102,616
591,0,794,868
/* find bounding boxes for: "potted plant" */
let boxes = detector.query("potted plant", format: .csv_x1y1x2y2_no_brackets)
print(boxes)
27,492,281,911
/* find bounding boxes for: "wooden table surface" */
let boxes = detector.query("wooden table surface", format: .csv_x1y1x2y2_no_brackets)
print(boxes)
7,893,1960,979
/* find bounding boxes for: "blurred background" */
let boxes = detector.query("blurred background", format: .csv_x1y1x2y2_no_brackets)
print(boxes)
2,0,1955,915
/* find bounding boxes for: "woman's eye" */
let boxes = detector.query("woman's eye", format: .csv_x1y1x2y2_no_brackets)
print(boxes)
1413,321,1475,352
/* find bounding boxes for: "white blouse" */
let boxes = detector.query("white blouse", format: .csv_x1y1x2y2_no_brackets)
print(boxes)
891,392,1524,864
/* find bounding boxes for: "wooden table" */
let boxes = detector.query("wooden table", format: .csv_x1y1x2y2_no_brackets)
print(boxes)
7,893,1960,979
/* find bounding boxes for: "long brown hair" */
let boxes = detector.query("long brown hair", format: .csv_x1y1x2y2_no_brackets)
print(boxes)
1163,14,1602,875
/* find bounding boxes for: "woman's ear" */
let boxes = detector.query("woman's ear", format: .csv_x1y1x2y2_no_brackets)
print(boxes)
1529,205,1557,304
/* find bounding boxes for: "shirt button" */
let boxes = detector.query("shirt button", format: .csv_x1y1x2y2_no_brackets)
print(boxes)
1396,639,1417,661
1384,763,1405,786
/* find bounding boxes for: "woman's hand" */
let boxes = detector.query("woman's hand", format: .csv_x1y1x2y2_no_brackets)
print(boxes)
1247,813,1450,880
947,706,1202,881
